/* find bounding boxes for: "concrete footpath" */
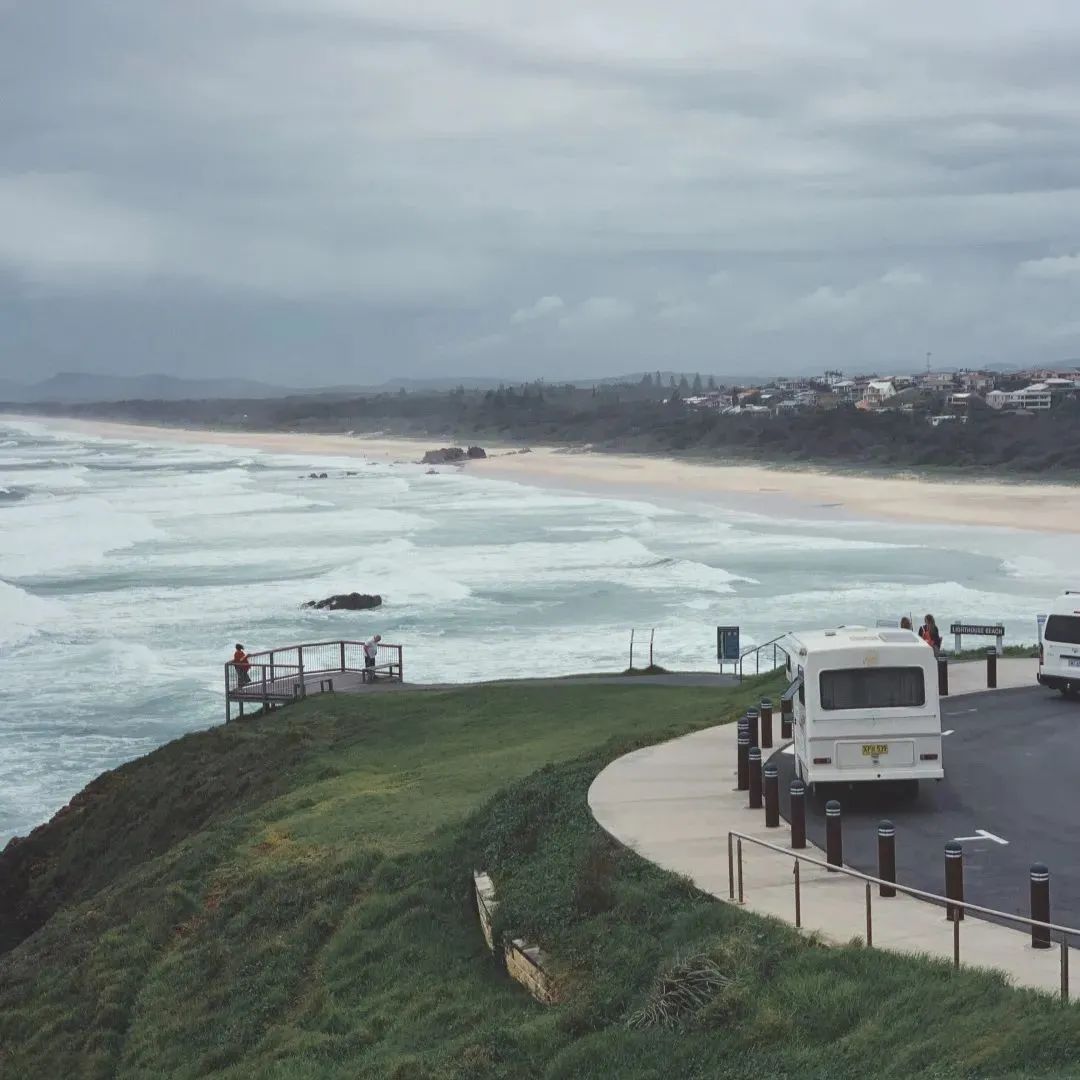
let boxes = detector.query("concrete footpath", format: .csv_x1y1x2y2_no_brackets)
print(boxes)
940,656,1037,696
588,660,1078,998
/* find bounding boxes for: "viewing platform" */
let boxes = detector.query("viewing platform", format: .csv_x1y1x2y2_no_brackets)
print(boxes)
224,640,404,722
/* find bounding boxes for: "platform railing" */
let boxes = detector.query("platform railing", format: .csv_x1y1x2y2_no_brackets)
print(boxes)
224,640,404,719
727,830,1078,1002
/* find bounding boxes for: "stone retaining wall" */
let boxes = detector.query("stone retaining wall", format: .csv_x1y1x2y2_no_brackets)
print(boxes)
473,869,558,1005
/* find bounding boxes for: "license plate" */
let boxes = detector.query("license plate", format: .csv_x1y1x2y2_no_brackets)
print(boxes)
862,743,888,756
1069,658,1080,669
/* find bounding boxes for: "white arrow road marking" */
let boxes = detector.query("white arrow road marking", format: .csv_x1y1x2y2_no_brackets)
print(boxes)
952,829,1009,845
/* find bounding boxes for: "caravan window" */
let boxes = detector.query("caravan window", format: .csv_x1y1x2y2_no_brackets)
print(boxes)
1044,615,1080,646
819,667,925,711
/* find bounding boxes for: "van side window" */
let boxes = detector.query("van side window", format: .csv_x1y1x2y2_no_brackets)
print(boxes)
798,668,805,705
1044,615,1080,646
819,667,925,711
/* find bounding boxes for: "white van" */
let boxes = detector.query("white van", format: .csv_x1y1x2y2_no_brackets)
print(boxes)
1038,592,1080,699
782,627,943,789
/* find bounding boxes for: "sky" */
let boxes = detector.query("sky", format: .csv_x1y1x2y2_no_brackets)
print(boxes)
3,0,1080,386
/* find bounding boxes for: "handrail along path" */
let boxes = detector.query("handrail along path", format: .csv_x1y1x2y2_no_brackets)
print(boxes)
728,829,1077,1002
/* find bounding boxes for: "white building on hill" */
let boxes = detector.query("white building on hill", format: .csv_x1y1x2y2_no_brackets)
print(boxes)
864,380,897,405
1012,384,1053,411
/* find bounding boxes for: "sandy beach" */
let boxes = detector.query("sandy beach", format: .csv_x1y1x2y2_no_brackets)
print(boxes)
9,415,1079,533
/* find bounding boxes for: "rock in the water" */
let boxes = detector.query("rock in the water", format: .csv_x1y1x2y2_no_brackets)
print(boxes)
421,447,467,465
303,592,383,611
307,472,330,479
467,446,487,459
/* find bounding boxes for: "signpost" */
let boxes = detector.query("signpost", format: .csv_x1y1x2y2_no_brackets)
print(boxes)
717,626,740,674
629,628,655,670
950,622,1005,656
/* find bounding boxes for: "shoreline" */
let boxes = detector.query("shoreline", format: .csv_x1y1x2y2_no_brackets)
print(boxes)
6,414,1078,533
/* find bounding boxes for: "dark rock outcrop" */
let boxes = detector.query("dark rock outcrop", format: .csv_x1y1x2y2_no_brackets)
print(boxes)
420,446,486,464
303,593,382,611
421,447,467,465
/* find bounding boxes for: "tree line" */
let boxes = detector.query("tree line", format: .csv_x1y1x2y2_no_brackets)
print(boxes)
16,383,1080,477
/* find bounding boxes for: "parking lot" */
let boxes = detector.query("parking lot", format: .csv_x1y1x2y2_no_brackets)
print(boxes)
770,685,1080,929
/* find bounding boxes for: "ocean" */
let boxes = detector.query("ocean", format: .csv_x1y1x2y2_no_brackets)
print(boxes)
0,417,1067,842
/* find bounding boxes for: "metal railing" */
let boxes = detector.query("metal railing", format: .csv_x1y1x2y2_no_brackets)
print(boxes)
224,640,404,719
738,635,790,680
727,830,1077,1002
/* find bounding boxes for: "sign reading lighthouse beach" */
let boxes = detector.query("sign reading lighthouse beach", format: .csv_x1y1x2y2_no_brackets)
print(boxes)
950,623,1006,637
950,622,1006,655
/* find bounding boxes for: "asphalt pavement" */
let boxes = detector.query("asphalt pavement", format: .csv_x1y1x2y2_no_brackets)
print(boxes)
771,685,1080,929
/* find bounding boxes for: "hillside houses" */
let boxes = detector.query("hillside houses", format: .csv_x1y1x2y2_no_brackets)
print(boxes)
680,364,1079,423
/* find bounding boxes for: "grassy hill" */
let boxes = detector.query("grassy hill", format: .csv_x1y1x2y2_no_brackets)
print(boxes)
2,681,1079,1079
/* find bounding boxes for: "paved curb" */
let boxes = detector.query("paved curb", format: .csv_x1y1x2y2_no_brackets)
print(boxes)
588,690,1076,998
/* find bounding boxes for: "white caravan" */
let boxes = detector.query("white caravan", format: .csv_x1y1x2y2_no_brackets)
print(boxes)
782,627,943,789
1038,592,1080,699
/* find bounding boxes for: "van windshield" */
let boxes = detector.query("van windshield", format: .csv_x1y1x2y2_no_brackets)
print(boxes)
819,667,925,711
1044,614,1080,646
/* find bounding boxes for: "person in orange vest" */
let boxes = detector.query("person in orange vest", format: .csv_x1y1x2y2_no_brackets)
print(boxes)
918,615,942,655
232,643,251,687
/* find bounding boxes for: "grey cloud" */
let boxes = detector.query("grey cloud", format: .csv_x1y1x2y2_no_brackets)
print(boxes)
3,0,1080,383
557,297,634,330
511,296,565,324
1018,254,1080,280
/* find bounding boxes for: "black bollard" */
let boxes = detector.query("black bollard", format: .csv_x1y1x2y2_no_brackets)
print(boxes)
985,646,997,690
789,779,806,849
945,841,964,921
764,762,779,827
937,655,949,698
1030,864,1051,949
760,699,774,749
780,697,793,740
736,725,750,791
748,747,762,810
877,820,896,898
746,708,760,750
825,800,843,870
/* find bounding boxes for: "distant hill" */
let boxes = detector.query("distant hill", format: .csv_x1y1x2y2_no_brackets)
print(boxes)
0,372,528,403
0,372,302,404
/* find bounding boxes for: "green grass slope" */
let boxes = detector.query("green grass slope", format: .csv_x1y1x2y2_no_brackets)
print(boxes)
1,681,1078,1079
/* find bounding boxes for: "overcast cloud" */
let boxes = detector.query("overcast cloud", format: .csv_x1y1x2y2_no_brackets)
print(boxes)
2,0,1080,384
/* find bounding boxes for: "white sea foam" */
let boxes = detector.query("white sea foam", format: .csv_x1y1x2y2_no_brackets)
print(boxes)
0,464,91,490
0,496,164,578
0,580,66,648
0,420,1072,842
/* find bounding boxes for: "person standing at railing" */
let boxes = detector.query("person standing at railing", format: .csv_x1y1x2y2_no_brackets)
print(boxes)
232,643,251,687
363,634,381,682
